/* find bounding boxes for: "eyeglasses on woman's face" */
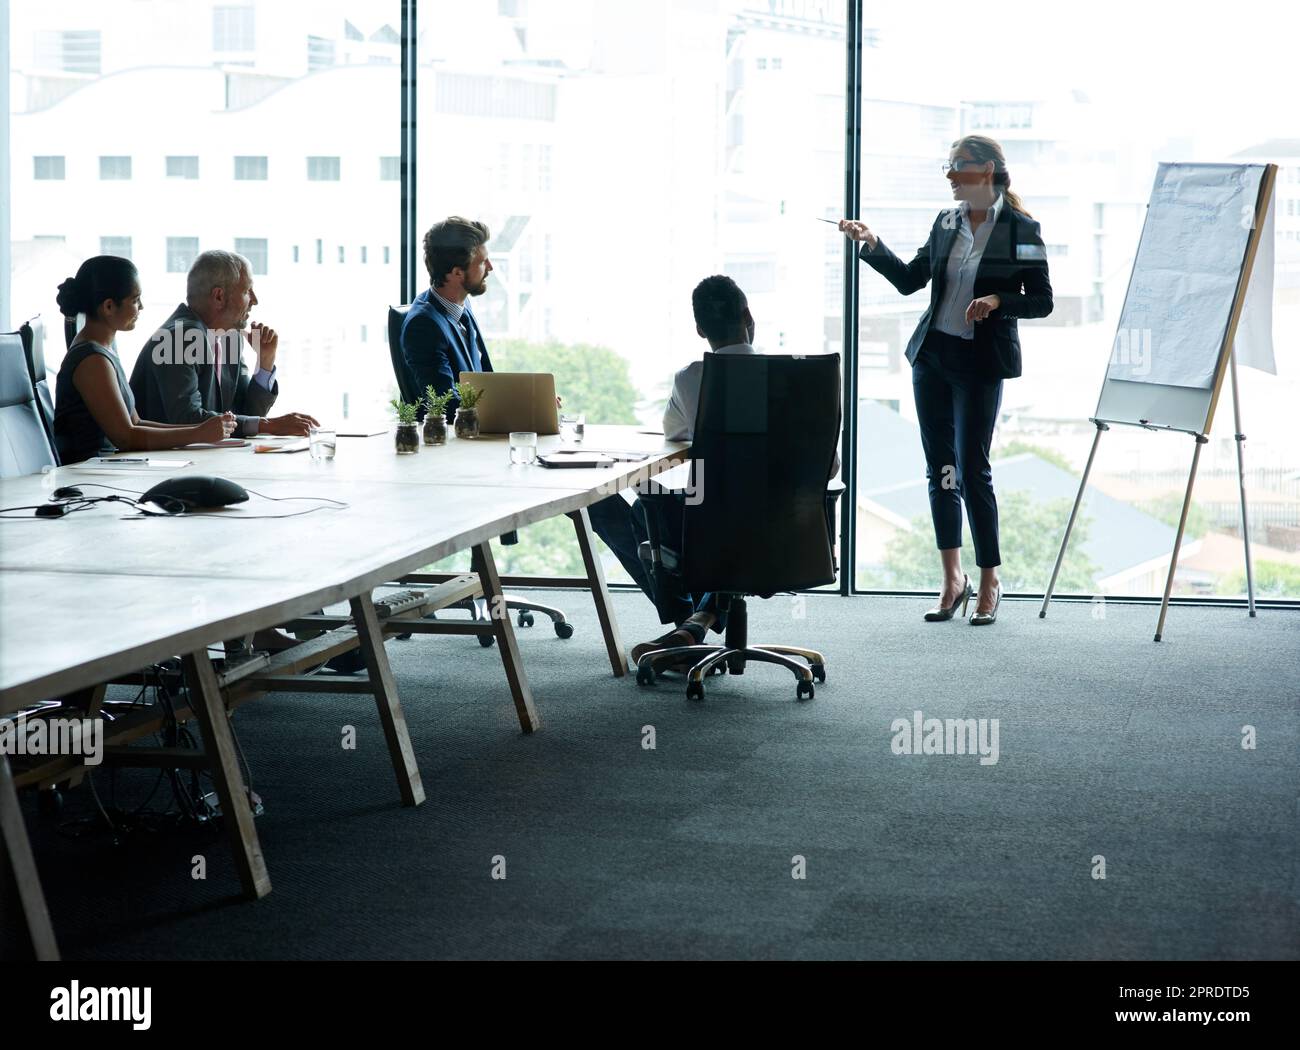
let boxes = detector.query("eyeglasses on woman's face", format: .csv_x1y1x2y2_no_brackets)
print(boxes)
943,156,994,177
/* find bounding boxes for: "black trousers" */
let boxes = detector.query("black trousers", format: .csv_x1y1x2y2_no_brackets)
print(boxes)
912,329,1003,568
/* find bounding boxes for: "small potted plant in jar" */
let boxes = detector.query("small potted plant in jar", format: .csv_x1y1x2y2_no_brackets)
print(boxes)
452,380,483,439
423,386,453,445
391,397,421,454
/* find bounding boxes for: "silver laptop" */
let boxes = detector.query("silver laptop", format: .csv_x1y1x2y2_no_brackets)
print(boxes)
458,372,560,435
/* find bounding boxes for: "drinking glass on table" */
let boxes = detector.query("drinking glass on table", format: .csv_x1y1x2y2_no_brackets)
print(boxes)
509,431,538,465
309,426,337,461
559,412,585,443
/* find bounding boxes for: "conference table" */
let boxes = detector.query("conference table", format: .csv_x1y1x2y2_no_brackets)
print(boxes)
0,425,685,959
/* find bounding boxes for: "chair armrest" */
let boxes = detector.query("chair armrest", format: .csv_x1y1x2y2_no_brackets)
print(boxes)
824,483,844,572
638,488,685,556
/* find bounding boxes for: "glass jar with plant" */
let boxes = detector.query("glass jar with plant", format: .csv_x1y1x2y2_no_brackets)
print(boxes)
453,380,483,439
423,386,453,445
391,398,420,454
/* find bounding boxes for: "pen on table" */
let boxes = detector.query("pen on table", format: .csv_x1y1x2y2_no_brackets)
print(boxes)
96,456,149,463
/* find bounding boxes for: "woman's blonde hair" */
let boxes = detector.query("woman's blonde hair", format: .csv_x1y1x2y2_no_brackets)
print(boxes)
952,134,1031,218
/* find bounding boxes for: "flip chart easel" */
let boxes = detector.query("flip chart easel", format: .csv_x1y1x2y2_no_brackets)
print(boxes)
1040,162,1278,640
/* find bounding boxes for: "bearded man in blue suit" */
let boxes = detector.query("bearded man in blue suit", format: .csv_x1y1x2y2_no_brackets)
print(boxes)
401,216,653,609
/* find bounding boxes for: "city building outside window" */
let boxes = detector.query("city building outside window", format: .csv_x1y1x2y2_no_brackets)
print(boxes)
33,156,64,180
234,155,268,180
166,237,200,274
98,156,131,180
166,156,199,179
308,156,341,181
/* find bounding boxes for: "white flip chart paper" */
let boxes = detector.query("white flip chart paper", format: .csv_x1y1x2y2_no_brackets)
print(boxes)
1107,163,1267,389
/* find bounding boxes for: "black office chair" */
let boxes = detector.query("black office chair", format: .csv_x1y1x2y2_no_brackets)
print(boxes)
1,329,59,478
386,305,573,640
634,353,841,701
21,318,58,461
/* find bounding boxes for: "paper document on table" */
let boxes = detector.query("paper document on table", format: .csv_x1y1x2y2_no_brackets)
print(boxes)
183,439,249,449
253,439,310,454
66,457,193,472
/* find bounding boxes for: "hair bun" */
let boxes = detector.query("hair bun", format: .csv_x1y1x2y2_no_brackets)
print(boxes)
55,276,82,316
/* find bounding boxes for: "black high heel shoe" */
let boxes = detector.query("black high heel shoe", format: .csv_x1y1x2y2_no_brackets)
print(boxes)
923,575,973,621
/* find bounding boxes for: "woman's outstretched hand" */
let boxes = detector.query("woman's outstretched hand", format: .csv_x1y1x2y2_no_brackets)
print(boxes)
838,219,878,251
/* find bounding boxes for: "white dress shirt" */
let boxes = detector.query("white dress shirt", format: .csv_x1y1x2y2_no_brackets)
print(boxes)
934,193,1004,340
662,342,756,442
662,343,840,476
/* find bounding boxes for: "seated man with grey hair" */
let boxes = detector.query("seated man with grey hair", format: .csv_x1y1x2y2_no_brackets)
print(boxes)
129,249,318,437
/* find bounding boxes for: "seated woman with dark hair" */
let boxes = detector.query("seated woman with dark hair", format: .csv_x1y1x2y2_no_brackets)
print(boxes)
53,256,234,463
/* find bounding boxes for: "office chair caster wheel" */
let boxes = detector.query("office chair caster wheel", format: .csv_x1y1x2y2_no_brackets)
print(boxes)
478,634,495,648
555,621,574,639
811,664,826,684
686,681,704,701
636,664,655,686
517,611,534,628
396,632,413,641
796,681,815,701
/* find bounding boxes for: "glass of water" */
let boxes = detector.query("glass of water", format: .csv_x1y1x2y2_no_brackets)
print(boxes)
309,427,337,461
559,412,585,443
509,431,538,465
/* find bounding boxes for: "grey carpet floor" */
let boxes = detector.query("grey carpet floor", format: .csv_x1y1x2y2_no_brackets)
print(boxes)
10,591,1299,960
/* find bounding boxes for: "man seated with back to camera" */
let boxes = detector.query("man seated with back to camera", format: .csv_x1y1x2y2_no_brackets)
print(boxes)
401,215,655,598
629,275,841,666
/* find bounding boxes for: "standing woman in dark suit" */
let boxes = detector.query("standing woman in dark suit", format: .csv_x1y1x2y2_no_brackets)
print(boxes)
840,134,1053,624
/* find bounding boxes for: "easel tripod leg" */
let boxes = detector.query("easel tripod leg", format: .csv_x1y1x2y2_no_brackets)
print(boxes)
1041,423,1107,618
1229,347,1257,617
1154,436,1207,642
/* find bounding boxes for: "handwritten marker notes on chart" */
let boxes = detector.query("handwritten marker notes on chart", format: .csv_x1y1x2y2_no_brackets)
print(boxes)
1107,163,1265,390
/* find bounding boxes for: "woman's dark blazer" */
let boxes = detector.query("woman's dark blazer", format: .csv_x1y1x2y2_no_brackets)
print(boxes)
859,205,1054,380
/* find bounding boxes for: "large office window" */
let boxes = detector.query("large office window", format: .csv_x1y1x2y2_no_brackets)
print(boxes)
9,0,397,415
849,3,1300,601
7,1,1295,600
416,0,847,580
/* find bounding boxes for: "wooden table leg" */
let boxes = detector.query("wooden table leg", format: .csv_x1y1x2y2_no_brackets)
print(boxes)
568,507,628,677
0,753,59,960
473,540,540,733
181,651,271,900
350,591,425,807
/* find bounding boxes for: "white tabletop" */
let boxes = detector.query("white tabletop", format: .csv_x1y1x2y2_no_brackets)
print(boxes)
0,425,686,710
